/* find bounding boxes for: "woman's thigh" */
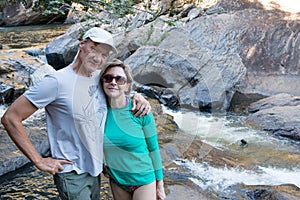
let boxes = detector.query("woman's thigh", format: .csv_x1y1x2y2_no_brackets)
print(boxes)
133,181,156,200
110,179,132,200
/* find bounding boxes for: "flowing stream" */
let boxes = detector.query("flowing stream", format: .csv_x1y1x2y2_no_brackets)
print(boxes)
164,107,300,195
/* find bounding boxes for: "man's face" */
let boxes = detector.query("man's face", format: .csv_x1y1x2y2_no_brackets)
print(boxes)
80,40,112,73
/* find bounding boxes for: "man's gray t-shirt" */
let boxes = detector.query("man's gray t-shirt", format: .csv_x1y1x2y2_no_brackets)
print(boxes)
24,65,107,176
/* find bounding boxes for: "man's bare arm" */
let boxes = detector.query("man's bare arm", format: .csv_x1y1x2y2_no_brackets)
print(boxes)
1,95,72,175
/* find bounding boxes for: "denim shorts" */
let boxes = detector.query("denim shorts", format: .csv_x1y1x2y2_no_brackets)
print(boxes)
53,171,100,200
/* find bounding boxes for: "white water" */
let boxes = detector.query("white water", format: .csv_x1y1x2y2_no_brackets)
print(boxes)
163,107,298,150
175,160,300,192
163,107,300,192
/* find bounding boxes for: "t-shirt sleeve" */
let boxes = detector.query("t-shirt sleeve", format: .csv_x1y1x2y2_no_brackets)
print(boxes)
24,75,58,109
142,112,164,180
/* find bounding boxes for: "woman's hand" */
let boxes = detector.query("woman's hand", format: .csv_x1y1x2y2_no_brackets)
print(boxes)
156,180,166,200
131,93,151,117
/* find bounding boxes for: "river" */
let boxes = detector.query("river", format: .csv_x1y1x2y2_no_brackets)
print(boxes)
0,24,70,50
164,108,300,194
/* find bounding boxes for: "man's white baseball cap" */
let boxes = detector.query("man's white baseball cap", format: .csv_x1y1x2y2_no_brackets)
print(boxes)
83,27,117,54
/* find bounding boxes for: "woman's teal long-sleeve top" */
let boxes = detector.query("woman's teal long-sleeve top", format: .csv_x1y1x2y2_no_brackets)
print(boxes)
103,98,163,186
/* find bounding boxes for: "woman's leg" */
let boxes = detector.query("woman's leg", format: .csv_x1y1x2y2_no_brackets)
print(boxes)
133,181,156,200
110,179,132,200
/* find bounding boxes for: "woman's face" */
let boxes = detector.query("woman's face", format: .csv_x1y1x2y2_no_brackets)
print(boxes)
102,66,128,99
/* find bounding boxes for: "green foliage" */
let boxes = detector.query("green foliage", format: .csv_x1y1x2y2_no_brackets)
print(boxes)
32,0,136,18
31,0,173,25
32,0,72,15
0,0,177,27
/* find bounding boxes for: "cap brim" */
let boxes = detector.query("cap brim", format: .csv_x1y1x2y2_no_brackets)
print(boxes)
89,37,117,54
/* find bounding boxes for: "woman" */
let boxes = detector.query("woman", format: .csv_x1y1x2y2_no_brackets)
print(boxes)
100,59,166,200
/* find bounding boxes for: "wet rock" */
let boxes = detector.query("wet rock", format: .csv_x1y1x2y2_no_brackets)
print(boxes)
246,93,300,141
219,184,300,199
248,93,300,113
240,139,248,147
244,184,300,200
166,185,216,200
247,105,300,141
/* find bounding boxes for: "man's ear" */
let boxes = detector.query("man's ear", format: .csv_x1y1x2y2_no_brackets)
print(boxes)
79,40,86,47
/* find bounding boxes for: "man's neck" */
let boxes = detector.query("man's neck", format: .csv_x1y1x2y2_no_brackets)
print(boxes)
71,62,92,77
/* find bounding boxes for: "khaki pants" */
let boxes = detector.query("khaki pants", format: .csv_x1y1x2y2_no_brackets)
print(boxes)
54,171,100,200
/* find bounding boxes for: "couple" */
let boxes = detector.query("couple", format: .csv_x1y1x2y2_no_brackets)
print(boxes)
1,27,166,200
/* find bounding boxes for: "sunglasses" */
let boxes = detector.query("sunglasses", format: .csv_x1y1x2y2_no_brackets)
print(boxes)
102,74,127,85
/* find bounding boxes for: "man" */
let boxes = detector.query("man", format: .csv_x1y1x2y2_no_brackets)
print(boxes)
1,27,150,200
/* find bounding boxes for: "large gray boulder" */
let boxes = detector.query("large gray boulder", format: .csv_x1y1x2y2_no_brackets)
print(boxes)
45,25,81,70
125,29,246,111
183,6,300,111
